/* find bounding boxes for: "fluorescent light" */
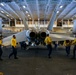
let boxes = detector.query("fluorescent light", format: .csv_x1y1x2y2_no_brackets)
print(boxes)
23,5,26,8
38,18,39,20
6,15,9,16
19,18,21,20
29,18,31,19
1,3,4,6
1,11,4,13
60,5,63,8
28,15,30,17
26,11,28,13
57,11,59,13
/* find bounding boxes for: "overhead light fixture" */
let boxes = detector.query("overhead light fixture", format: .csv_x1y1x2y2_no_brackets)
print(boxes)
1,11,4,13
6,15,9,16
28,15,30,17
26,11,28,13
19,18,21,20
29,18,31,19
23,5,26,8
60,5,63,8
57,11,59,13
38,18,39,20
1,3,4,6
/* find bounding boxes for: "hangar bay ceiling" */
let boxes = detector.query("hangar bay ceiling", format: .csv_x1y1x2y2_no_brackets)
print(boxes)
0,0,75,21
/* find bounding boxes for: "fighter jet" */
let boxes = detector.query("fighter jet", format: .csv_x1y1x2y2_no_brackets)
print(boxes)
2,27,75,46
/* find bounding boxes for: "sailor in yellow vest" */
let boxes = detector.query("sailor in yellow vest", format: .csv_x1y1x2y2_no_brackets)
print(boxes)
44,34,52,58
63,40,71,56
9,35,18,59
0,36,3,61
71,38,76,59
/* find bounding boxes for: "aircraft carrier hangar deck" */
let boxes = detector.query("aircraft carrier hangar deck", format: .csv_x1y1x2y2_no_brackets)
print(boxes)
0,0,76,75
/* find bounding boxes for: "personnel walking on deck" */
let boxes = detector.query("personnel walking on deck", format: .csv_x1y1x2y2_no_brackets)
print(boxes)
0,36,3,61
71,38,76,59
44,34,52,58
63,40,71,56
9,35,18,59
53,41,58,50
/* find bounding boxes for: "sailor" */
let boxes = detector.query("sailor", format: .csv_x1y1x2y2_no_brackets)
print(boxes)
44,34,52,58
0,35,3,61
53,41,58,50
71,38,76,59
9,35,18,59
63,40,71,56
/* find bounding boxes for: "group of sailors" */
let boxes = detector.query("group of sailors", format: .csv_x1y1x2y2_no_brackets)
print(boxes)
44,34,76,59
0,35,18,61
0,34,76,61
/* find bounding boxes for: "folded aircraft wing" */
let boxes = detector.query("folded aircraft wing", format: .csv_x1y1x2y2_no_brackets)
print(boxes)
49,34,75,41
3,30,27,46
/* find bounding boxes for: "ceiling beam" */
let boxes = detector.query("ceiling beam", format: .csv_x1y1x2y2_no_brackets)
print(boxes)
45,0,50,14
58,2,76,19
6,3,20,18
0,13,8,19
0,7,14,19
9,1,28,20
13,1,29,30
64,7,76,19
24,0,34,20
36,0,39,19
10,1,26,19
44,0,50,20
19,4,28,20
47,0,63,30
56,5,67,19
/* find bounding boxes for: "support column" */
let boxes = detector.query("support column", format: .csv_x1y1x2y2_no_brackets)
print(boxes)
19,12,29,30
73,16,76,34
68,19,69,26
44,20,45,25
9,19,10,26
0,18,2,34
55,19,57,27
62,19,63,26
21,20,22,25
32,20,34,24
47,9,57,30
15,19,16,27
27,20,28,25
38,18,40,29
32,20,34,27
38,19,39,25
